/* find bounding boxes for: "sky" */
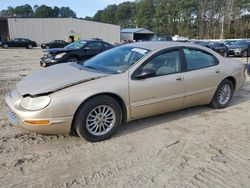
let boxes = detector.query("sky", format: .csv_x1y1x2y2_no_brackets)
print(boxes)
0,0,134,18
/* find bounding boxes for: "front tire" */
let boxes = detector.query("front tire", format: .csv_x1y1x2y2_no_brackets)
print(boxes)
210,79,234,109
74,95,122,142
27,44,33,49
242,50,247,57
67,57,79,63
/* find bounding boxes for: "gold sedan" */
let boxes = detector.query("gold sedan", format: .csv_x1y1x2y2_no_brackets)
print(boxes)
5,42,246,142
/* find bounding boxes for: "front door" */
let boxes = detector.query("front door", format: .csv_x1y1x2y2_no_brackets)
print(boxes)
129,49,185,119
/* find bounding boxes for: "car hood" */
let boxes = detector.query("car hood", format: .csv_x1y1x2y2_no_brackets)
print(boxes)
43,48,76,54
16,63,108,96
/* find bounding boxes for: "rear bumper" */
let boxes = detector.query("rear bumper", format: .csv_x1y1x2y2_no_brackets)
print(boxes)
5,91,72,135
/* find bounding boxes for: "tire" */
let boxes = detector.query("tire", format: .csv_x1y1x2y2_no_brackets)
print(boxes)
74,95,122,142
3,44,8,48
67,57,79,63
27,44,33,49
210,79,234,109
223,51,228,57
242,50,247,57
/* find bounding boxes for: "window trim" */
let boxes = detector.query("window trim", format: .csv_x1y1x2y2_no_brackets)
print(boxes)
181,47,219,72
131,47,185,80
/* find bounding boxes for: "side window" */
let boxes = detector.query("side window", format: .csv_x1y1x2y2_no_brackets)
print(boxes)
86,42,103,50
104,43,112,49
183,48,218,71
140,50,181,76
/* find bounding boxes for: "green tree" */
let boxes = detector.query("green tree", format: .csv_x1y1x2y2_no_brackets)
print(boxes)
101,5,118,24
33,5,55,17
116,2,136,28
59,7,76,18
135,0,155,30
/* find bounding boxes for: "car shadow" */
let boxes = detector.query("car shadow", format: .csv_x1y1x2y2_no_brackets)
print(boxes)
114,79,250,139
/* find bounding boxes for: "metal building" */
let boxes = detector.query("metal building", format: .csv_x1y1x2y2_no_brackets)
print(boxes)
121,28,154,42
0,18,120,44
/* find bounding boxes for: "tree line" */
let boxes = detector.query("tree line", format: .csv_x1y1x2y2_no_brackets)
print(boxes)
0,4,76,18
89,0,250,39
1,1,250,39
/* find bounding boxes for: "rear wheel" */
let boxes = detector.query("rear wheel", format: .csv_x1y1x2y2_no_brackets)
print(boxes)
210,79,234,109
223,51,228,57
74,95,122,142
3,44,8,48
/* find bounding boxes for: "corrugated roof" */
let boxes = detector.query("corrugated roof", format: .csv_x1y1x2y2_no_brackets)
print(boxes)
121,28,154,34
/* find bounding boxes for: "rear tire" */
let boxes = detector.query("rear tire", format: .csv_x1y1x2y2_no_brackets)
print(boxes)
74,95,122,142
210,79,234,109
3,44,8,48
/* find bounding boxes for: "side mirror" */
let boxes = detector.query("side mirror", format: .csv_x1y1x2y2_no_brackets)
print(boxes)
83,47,90,52
132,68,156,80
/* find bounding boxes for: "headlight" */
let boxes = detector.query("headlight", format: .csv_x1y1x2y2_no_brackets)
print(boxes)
20,96,51,111
55,53,66,59
235,48,243,52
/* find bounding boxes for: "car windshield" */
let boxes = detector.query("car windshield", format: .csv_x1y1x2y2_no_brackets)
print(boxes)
65,40,87,49
83,46,150,74
233,40,249,45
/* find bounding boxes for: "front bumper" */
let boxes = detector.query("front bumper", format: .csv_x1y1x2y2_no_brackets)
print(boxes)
228,49,243,56
40,57,61,67
5,90,73,135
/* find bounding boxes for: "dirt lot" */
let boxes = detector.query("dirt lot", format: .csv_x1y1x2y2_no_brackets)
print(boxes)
0,48,250,188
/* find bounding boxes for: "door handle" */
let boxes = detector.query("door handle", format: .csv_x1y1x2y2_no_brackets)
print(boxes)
176,77,184,81
215,70,220,74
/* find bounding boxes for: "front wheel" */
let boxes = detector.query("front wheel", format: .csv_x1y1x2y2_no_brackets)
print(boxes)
74,95,122,142
210,79,234,109
67,58,79,63
27,44,33,49
242,50,247,57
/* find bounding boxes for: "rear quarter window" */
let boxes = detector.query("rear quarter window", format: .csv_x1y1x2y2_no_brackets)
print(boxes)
183,48,218,71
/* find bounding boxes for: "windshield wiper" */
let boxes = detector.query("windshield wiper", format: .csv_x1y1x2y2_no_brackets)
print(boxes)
83,65,99,70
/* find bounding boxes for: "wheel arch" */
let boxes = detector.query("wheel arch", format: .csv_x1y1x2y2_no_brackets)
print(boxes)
224,76,236,91
70,92,127,135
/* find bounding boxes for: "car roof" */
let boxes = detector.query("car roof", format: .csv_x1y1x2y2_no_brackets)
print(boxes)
123,41,209,51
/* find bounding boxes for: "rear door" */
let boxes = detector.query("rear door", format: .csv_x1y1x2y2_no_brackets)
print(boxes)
182,47,222,108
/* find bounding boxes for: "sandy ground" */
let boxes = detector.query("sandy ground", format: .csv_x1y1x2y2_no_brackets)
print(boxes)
0,48,250,188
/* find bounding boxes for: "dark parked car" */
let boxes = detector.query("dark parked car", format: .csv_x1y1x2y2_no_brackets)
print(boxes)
0,38,37,49
40,39,113,67
190,41,211,48
209,42,228,57
224,40,236,47
228,40,250,57
41,40,69,49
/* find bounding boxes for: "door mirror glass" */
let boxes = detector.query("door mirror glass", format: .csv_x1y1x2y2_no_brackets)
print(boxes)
132,68,156,80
